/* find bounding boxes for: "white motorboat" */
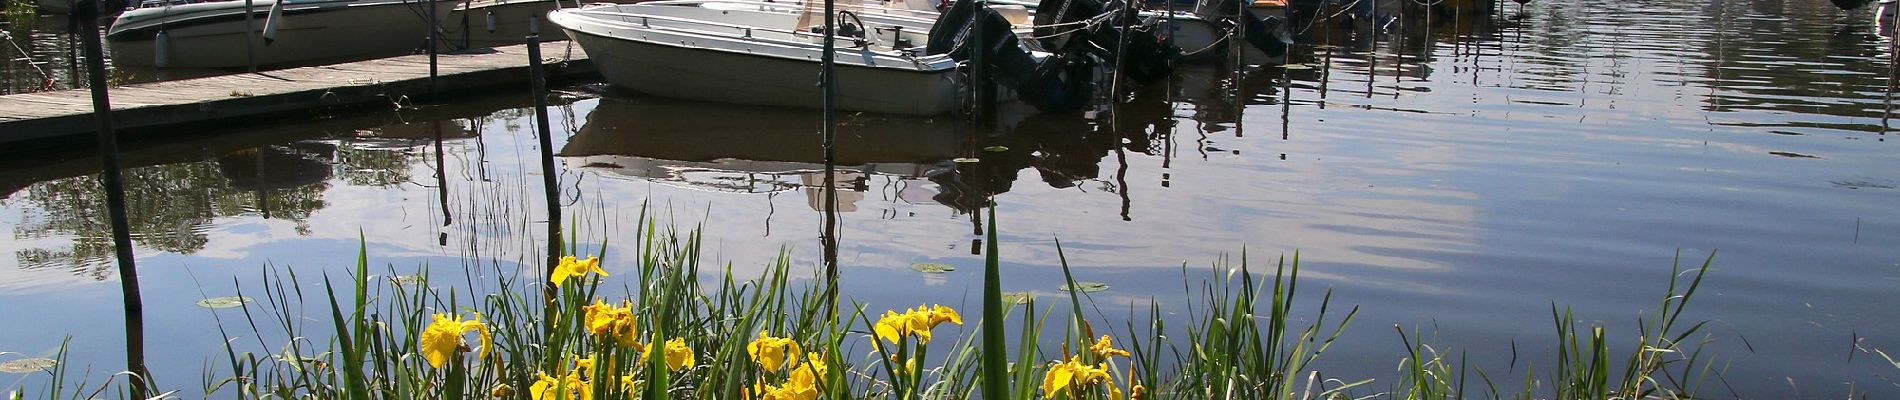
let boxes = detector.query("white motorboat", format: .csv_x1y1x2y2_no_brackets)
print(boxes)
440,0,578,49
106,0,456,69
546,0,963,116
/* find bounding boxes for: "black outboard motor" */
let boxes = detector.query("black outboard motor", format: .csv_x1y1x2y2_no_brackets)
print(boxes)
1212,0,1294,58
926,0,1096,113
1032,0,1175,85
1834,0,1877,10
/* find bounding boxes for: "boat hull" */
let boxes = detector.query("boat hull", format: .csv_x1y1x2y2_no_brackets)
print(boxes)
107,0,454,69
441,0,587,50
565,28,958,116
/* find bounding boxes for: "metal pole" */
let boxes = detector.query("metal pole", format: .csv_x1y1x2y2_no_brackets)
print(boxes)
820,0,841,318
245,0,257,72
527,32,562,303
78,1,149,397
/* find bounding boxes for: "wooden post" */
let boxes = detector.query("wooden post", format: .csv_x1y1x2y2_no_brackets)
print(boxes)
527,32,562,303
972,0,994,125
429,0,440,99
820,0,841,318
245,0,257,72
77,0,150,397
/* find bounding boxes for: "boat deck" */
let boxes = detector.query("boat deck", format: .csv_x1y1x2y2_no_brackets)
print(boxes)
0,40,593,146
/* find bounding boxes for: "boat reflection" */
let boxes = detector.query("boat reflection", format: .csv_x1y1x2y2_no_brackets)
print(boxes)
559,96,969,212
561,85,1195,217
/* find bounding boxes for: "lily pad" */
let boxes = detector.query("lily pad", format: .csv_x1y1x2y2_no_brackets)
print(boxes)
388,275,426,285
1000,292,1035,304
196,296,254,309
0,358,56,374
983,146,1010,153
952,157,981,163
1058,282,1110,293
910,263,956,274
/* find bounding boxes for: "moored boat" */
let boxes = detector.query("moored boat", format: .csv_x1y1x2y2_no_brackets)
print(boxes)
547,0,961,116
106,0,456,69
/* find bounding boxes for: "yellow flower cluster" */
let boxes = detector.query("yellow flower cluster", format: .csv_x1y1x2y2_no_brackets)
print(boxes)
419,312,493,368
583,299,640,347
872,305,963,345
1042,337,1138,400
641,338,695,371
551,255,607,287
747,332,803,372
747,353,829,400
1089,335,1130,359
1042,356,1118,400
529,369,591,400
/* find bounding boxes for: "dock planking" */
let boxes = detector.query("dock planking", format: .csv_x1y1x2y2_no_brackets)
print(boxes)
0,40,593,146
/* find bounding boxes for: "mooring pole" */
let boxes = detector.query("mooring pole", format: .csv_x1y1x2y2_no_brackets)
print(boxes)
971,0,994,125
429,0,440,100
78,0,149,396
819,0,841,319
245,0,257,73
527,31,562,304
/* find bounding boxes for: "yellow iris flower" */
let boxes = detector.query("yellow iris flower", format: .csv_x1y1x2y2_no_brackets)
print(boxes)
582,299,641,347
551,255,607,287
873,304,963,345
529,370,593,400
419,312,492,368
641,338,695,371
1041,356,1111,399
746,354,827,400
1089,335,1131,359
746,331,803,372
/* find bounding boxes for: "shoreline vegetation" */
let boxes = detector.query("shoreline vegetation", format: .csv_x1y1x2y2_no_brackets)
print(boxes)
7,207,1746,399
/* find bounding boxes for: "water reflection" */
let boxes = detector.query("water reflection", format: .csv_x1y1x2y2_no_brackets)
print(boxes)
0,95,535,286
561,97,964,208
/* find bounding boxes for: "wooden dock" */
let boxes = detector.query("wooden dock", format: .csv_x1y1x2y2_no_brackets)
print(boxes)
0,40,593,146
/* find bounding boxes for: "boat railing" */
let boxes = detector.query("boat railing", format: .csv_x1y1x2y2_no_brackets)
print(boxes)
569,9,772,40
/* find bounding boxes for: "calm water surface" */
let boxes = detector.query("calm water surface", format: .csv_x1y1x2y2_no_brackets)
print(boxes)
5,0,1900,397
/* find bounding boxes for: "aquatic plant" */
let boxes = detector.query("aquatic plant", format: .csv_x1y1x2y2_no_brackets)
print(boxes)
0,206,1732,400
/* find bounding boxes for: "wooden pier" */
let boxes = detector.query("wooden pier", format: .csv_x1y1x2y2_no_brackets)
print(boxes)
0,40,593,147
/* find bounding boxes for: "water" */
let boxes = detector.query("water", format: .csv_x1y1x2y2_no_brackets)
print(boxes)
4,0,1900,397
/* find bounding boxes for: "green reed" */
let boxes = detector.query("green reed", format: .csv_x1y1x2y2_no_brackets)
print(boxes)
9,206,1745,399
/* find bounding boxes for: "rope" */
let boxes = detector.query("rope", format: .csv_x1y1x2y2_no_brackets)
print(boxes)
0,29,55,92
1019,10,1116,40
1177,24,1238,56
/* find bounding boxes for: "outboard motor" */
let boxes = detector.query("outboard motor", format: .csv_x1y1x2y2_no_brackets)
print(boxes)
927,0,1096,113
1834,0,1876,10
1033,0,1176,85
1213,0,1294,58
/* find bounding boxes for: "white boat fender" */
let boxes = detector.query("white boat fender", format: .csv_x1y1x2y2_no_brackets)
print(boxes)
485,10,497,32
154,30,170,68
262,0,286,45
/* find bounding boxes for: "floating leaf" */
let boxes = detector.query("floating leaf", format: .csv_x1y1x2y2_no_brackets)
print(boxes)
388,275,426,285
0,358,55,374
983,146,1009,153
1000,292,1034,304
196,296,254,309
952,157,981,163
910,263,956,274
1059,282,1110,293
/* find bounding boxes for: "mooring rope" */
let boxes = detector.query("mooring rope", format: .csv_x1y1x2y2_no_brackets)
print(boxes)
0,29,56,91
